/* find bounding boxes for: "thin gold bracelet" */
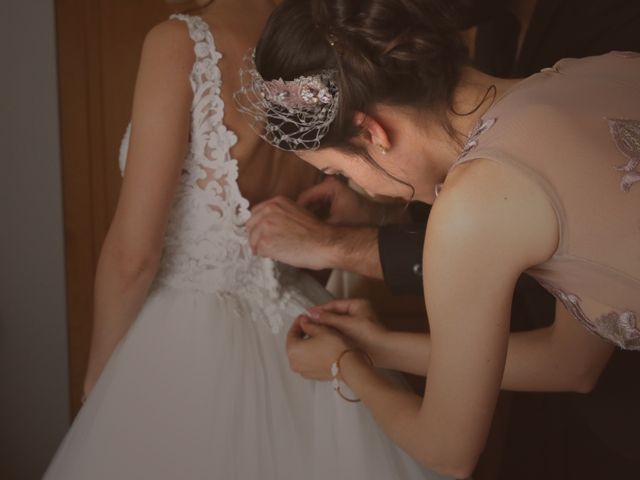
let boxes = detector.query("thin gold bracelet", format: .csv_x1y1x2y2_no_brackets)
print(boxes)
330,349,374,403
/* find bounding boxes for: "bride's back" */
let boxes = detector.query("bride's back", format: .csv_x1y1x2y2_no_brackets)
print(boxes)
197,1,320,205
115,5,318,295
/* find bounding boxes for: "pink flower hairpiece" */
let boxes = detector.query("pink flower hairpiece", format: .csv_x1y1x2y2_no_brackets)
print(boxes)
234,50,339,151
262,77,334,110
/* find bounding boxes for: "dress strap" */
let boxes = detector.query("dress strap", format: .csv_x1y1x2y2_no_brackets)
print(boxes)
169,13,216,51
167,13,250,227
435,117,497,198
169,14,222,93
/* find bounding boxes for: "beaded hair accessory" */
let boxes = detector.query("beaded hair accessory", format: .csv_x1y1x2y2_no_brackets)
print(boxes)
234,50,340,151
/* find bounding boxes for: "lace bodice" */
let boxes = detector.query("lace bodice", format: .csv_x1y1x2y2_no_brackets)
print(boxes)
118,14,298,333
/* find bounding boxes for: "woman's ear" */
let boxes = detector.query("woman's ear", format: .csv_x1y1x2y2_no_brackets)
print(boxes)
354,112,391,155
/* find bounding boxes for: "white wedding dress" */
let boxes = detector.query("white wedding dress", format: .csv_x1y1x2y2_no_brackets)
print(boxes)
43,14,448,480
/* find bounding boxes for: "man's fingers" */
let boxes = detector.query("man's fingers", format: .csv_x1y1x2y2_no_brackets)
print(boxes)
312,311,349,330
311,299,352,315
251,196,289,217
313,298,369,316
299,316,330,337
297,181,335,208
251,201,275,218
246,208,269,231
286,316,306,350
250,199,271,217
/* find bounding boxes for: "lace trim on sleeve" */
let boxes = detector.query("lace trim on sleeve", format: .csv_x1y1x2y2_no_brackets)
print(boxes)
605,118,640,192
540,280,640,350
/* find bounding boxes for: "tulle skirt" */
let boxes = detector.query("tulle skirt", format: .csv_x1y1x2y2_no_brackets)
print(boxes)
43,274,448,480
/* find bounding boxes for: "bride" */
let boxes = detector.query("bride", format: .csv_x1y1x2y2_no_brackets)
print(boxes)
42,1,447,479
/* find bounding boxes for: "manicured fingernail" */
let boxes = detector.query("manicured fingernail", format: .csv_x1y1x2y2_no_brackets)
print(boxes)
307,309,320,319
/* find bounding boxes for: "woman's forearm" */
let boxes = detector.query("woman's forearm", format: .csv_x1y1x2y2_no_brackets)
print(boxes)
370,330,431,375
83,246,159,394
338,352,470,477
373,325,611,393
501,325,613,392
338,353,437,468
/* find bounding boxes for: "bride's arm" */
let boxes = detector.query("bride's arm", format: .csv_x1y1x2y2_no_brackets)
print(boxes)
83,20,194,397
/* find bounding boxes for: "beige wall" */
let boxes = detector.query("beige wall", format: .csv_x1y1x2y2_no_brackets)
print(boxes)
0,1,70,479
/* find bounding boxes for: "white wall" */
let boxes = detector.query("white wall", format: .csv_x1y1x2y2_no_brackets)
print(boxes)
0,1,70,479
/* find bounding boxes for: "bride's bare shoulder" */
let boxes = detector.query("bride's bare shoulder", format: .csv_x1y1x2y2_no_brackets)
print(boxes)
141,18,197,68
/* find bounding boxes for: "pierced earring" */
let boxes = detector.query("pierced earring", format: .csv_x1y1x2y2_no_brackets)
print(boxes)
377,144,389,155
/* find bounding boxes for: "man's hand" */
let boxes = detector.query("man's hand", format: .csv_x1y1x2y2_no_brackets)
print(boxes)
298,176,385,226
247,189,385,279
246,196,339,270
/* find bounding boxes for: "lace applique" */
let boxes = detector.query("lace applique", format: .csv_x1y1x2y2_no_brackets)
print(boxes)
461,117,497,157
606,118,640,192
435,117,497,198
540,281,640,350
118,14,296,334
612,51,640,59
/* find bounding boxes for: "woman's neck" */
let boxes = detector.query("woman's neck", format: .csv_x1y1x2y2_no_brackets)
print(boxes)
410,68,520,202
450,67,518,156
448,70,516,155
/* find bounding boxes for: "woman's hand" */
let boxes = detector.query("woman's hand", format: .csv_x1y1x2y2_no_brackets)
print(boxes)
286,315,353,381
308,299,389,364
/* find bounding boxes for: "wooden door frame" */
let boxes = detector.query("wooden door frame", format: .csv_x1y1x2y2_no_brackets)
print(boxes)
55,0,179,417
56,0,112,417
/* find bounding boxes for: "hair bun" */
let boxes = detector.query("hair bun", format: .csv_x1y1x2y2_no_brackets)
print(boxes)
255,0,469,154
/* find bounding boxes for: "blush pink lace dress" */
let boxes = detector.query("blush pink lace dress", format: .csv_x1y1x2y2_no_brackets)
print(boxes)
42,14,445,480
445,52,640,350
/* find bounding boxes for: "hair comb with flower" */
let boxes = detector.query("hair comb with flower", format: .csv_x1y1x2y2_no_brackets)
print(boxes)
234,50,339,151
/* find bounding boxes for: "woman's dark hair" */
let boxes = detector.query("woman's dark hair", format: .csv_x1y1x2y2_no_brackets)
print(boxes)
255,0,471,159
166,0,214,14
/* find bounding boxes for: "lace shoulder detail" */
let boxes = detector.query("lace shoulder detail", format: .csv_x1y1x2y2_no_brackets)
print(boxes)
435,117,497,198
612,51,640,59
540,280,640,350
169,15,222,91
459,117,497,158
605,118,640,192
168,13,251,226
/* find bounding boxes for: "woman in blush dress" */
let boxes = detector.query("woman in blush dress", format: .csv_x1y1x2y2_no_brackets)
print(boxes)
241,0,640,477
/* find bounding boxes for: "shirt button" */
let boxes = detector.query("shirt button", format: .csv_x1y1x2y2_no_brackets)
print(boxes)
412,263,423,276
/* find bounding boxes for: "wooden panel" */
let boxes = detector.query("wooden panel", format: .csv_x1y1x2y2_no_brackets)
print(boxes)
55,0,174,416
